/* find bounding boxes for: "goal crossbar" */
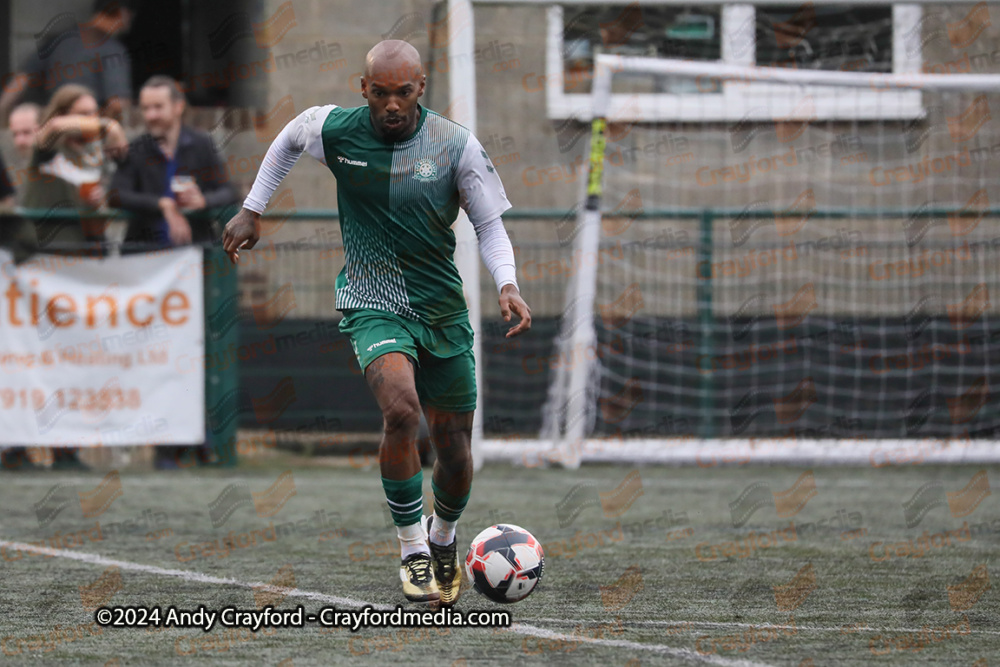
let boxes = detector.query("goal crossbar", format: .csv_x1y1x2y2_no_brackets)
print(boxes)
592,54,1000,95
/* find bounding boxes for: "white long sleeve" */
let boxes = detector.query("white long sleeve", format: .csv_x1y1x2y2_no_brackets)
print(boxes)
471,216,518,293
243,105,336,213
456,131,516,293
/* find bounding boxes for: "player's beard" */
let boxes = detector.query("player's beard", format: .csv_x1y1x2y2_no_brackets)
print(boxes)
377,113,411,141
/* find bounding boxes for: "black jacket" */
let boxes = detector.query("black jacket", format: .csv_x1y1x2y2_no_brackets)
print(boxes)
110,126,238,245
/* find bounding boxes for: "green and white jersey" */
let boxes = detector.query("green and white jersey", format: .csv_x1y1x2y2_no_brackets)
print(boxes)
244,104,512,326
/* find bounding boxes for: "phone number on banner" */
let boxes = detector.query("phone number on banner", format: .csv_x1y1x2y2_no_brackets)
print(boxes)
1,387,142,411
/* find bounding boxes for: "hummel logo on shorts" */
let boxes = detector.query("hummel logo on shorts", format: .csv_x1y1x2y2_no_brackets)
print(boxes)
367,338,397,352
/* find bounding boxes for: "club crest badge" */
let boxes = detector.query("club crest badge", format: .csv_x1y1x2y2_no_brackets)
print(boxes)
413,158,439,182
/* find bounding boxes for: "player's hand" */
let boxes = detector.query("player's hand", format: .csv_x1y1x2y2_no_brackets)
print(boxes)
222,208,262,264
499,284,531,338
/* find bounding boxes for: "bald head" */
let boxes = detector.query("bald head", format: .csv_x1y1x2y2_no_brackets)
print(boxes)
364,40,423,80
361,40,426,141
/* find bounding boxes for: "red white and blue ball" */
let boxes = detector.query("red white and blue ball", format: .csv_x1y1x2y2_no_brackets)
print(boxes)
465,524,544,603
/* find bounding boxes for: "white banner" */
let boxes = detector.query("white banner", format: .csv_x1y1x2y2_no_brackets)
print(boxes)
0,247,205,446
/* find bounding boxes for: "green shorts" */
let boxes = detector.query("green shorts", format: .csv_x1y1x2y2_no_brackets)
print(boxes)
338,309,477,413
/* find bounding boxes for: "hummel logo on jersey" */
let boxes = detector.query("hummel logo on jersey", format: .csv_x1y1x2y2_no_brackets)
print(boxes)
367,338,397,352
481,150,495,173
337,156,368,166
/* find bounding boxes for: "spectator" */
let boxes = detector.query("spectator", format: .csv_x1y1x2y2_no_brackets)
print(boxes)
0,0,135,124
0,143,15,208
23,83,127,253
1,104,43,264
5,102,40,252
110,75,237,469
18,83,126,472
10,103,41,163
2,103,40,255
7,103,40,211
0,105,33,472
0,103,18,207
110,75,237,248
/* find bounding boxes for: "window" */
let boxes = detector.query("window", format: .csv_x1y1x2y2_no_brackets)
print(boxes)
755,5,893,72
547,3,922,122
562,5,722,95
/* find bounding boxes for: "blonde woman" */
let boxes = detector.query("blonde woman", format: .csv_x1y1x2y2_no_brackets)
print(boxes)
19,84,127,471
22,84,127,253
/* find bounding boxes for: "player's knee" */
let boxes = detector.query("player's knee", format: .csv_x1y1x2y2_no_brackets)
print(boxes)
435,435,472,467
382,395,421,437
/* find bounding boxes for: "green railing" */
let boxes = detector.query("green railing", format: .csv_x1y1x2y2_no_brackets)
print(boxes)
5,205,996,444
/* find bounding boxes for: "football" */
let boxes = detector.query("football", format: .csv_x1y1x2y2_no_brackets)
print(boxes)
465,524,545,603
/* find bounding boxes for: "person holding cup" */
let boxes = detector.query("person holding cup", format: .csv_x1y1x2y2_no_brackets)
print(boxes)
108,75,237,470
15,84,127,471
109,75,237,248
22,84,128,253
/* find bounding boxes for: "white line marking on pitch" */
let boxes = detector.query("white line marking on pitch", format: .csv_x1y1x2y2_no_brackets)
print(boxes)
510,623,773,666
524,617,1000,636
0,540,773,667
0,539,387,611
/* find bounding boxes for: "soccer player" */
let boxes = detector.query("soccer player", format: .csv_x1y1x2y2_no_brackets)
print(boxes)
222,40,531,607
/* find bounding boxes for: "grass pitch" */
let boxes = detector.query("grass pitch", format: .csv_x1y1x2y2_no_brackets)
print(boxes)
0,455,998,666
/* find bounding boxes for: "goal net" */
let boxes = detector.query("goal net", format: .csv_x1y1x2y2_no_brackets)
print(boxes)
480,24,1000,467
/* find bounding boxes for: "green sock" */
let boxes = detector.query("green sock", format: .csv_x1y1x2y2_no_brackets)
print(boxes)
382,471,424,526
432,479,470,523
